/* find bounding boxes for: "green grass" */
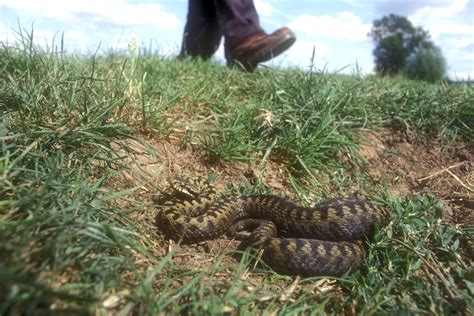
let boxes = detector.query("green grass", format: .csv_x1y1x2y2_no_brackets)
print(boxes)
1,32,473,314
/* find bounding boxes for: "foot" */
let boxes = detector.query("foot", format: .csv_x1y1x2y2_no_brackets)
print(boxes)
228,27,296,71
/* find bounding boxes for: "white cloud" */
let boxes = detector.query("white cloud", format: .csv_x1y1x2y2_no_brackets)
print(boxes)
444,37,474,51
254,0,274,17
0,21,9,42
274,40,332,69
409,0,472,39
288,12,371,42
64,30,86,42
0,0,180,29
0,21,5,36
407,0,473,79
0,0,183,55
351,49,369,58
0,20,56,46
292,40,332,57
31,30,58,44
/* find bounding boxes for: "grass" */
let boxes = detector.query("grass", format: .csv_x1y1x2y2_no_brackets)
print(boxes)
1,31,473,314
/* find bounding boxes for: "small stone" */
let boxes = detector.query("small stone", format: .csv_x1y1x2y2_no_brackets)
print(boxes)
103,295,121,309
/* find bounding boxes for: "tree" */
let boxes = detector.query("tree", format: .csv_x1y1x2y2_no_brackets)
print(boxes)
369,14,433,76
404,46,447,82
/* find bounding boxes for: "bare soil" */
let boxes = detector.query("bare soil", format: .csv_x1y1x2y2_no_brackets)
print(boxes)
358,129,473,225
116,129,473,271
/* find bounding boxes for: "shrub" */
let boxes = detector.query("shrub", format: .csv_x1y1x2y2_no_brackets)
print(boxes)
404,46,447,83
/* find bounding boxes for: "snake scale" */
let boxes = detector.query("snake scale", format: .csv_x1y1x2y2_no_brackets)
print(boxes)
155,178,389,276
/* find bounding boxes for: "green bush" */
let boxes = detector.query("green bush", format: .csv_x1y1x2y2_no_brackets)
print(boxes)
404,46,447,83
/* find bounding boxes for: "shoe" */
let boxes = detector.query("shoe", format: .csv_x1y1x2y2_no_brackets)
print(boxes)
228,27,296,71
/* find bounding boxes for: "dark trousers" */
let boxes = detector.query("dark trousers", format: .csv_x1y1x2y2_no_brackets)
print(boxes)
179,0,263,60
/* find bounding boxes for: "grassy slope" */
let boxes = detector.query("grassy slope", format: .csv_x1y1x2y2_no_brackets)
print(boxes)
1,37,473,314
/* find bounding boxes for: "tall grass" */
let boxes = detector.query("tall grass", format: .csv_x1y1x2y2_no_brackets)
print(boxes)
0,30,153,313
140,56,473,175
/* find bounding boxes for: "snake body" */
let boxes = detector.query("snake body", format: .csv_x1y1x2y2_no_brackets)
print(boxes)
155,178,389,276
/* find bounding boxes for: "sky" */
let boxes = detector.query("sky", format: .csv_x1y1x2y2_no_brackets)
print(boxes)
0,0,473,79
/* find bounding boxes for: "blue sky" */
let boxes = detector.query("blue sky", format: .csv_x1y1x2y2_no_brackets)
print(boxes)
0,0,472,79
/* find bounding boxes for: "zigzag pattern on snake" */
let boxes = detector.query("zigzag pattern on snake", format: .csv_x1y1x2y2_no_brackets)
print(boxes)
155,178,389,276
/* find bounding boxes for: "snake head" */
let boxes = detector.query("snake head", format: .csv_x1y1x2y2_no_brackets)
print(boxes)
166,176,216,202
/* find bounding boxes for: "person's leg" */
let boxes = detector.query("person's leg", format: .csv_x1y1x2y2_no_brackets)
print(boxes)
214,0,296,71
178,0,222,59
213,0,263,59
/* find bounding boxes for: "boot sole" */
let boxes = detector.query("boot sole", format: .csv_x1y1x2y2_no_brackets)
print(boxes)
229,32,296,71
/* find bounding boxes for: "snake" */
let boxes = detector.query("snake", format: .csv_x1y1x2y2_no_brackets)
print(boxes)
155,177,389,277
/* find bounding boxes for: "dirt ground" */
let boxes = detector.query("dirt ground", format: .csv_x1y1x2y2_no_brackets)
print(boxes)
358,129,473,226
117,128,473,270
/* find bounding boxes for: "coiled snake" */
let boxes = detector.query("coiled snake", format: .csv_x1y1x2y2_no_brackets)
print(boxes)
155,178,389,276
